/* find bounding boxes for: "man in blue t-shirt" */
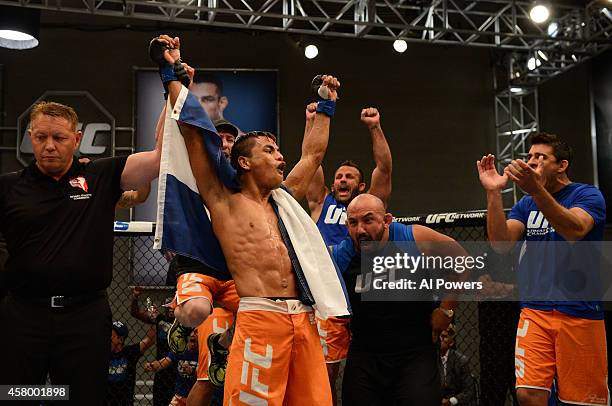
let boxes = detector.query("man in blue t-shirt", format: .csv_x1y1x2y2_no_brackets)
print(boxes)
477,132,608,406
107,321,156,406
144,330,199,406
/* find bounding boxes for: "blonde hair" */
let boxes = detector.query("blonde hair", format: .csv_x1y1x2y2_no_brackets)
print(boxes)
30,101,79,131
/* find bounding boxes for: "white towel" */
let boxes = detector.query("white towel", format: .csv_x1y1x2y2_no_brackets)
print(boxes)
272,188,351,319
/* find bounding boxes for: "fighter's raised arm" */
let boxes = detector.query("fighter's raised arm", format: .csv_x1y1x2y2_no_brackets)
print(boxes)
284,75,340,201
154,35,231,211
361,107,392,207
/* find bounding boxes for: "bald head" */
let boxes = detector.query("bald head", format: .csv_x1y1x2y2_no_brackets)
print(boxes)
347,193,385,215
346,193,392,251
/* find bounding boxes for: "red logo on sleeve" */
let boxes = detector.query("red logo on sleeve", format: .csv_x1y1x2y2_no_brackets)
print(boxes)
69,176,89,193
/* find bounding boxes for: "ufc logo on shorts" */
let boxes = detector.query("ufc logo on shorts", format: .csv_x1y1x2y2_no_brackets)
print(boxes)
239,337,273,405
180,273,204,294
324,205,346,225
212,318,230,334
515,319,530,379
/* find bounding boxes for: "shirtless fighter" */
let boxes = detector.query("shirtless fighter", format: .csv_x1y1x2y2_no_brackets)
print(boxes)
154,35,342,405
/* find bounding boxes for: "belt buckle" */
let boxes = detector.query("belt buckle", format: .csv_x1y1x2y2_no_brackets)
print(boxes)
51,296,65,308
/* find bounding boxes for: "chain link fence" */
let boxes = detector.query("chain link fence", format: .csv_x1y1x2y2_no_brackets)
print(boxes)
109,212,520,405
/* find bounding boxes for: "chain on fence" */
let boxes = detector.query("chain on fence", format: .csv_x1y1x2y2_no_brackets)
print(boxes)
108,212,519,406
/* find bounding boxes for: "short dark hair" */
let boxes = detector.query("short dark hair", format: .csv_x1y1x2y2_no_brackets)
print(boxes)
529,132,572,169
230,131,278,177
335,160,364,183
192,72,224,95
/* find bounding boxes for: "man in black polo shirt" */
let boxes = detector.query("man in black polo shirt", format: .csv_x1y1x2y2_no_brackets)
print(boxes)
0,101,163,405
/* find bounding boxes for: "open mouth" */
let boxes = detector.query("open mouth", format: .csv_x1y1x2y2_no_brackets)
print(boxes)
337,185,350,194
277,162,286,174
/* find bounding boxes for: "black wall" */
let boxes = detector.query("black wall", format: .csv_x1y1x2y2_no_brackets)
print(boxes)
539,61,595,185
0,14,554,216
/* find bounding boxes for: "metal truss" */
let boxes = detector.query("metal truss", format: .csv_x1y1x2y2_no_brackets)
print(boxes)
1,0,611,53
494,83,538,206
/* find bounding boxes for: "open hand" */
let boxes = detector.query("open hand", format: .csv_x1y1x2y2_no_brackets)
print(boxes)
504,157,545,195
476,154,508,192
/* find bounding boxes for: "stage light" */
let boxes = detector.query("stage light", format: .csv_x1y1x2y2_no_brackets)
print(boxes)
527,57,542,71
510,87,524,94
304,44,318,59
529,3,550,24
537,50,548,61
547,21,559,37
393,39,407,53
0,6,40,49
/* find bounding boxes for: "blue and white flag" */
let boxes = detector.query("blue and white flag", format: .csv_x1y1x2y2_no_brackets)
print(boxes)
153,89,236,273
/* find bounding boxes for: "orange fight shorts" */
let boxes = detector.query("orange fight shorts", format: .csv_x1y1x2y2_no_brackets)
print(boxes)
224,297,332,406
175,272,240,313
196,306,235,380
515,308,609,405
316,315,350,363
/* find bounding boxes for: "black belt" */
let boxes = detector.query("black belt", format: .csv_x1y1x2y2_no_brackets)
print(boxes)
10,290,107,309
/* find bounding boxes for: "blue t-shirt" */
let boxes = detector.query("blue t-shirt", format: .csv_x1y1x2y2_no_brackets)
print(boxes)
317,193,349,246
167,350,198,397
108,344,142,405
508,182,606,319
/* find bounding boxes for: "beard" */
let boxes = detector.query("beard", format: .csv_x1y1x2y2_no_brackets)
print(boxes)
353,227,386,252
333,186,361,205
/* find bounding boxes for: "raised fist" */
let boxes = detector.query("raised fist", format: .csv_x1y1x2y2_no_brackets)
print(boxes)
305,102,317,122
320,75,340,101
156,35,181,64
360,107,380,129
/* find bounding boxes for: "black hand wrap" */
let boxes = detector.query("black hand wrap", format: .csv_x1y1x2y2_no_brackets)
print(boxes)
172,61,191,88
148,38,190,96
311,75,327,100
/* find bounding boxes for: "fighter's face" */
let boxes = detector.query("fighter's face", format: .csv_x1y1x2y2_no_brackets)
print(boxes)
346,208,390,252
29,114,81,178
332,166,365,204
526,144,567,189
218,130,236,159
111,330,125,353
191,82,227,122
245,136,286,189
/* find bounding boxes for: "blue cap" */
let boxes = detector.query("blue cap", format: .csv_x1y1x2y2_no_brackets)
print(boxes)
112,321,129,337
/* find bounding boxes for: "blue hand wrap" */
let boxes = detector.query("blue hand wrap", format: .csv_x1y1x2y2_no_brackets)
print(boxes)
159,64,178,85
316,99,336,117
